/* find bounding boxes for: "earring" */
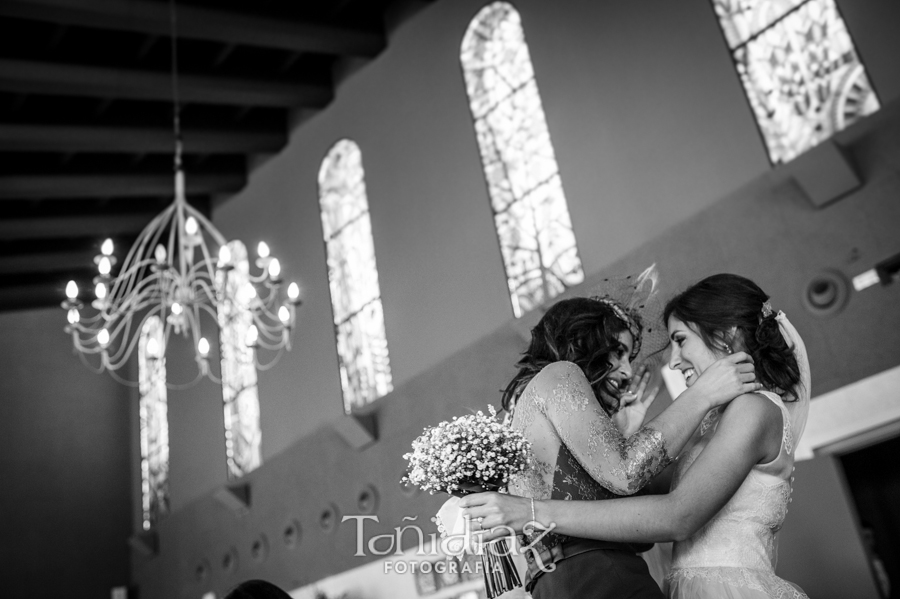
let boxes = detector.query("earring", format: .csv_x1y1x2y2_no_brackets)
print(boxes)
725,343,733,355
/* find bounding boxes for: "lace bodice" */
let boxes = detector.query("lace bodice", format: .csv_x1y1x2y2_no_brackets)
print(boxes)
670,391,794,570
507,361,672,553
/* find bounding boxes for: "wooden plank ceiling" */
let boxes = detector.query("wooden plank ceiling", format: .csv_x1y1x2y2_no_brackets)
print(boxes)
0,0,427,311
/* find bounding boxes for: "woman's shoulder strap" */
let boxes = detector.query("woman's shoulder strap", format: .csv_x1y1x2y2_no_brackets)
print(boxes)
755,390,794,461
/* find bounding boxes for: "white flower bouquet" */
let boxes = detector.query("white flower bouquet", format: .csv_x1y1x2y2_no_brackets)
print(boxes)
403,406,531,598
403,406,531,495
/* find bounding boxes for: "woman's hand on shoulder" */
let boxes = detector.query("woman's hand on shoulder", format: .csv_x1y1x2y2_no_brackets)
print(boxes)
684,352,761,410
459,492,533,542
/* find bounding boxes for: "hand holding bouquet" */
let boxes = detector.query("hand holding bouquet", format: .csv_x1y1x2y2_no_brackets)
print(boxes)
403,406,531,598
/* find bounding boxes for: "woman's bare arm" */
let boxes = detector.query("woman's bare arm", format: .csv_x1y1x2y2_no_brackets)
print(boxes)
462,393,782,542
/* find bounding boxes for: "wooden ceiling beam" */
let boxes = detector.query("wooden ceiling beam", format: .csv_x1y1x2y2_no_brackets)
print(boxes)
0,281,77,311
0,249,98,275
0,123,286,153
0,59,332,108
0,214,156,240
0,172,245,199
0,0,385,57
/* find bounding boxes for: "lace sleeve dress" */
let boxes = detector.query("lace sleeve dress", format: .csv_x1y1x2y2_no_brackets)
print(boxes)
508,360,672,598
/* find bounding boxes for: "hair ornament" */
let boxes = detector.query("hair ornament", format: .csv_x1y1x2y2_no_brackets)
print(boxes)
588,264,667,365
595,297,632,326
761,300,774,318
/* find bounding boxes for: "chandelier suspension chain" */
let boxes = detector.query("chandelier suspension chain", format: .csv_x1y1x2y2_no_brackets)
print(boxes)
169,0,182,171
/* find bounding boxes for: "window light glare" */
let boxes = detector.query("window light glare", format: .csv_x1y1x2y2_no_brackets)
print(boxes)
267,258,281,279
66,280,79,300
101,238,114,256
852,268,880,291
98,256,112,275
257,241,270,259
238,284,257,305
198,337,210,357
184,216,199,236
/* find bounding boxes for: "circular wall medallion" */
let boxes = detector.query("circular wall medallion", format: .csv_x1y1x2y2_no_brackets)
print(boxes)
283,519,302,549
250,534,269,563
221,547,239,573
357,484,379,514
802,269,849,318
194,559,211,583
319,503,340,533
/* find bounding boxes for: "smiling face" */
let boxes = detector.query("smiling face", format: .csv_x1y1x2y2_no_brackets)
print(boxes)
667,315,724,387
598,330,635,406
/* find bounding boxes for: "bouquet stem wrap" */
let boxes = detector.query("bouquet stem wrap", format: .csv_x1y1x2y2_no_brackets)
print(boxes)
449,483,522,599
481,537,521,598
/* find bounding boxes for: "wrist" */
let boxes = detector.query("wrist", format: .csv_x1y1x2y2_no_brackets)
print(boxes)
679,386,714,412
533,500,551,531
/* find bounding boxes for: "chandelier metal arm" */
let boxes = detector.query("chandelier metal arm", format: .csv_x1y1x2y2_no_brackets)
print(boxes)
254,347,286,372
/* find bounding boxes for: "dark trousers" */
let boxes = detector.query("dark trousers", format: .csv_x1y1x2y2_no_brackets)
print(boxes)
530,549,665,599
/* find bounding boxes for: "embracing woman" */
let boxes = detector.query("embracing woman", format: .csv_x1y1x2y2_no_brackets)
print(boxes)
473,272,761,599
463,274,811,599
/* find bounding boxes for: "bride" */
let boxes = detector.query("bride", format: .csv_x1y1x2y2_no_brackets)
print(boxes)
462,274,811,599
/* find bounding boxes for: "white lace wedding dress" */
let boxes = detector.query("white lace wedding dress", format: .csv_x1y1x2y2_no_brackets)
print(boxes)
664,313,811,599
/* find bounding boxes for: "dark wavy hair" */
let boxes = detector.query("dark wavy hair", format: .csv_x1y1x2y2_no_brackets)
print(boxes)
663,274,800,400
501,297,633,414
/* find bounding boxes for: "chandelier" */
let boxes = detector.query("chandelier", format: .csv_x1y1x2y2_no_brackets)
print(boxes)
60,174,300,387
60,0,299,387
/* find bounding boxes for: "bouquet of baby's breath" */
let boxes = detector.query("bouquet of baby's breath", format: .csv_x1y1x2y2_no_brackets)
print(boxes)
403,405,531,496
403,406,530,599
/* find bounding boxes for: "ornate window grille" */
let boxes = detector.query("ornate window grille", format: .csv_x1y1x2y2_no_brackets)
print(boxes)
712,0,880,163
461,2,584,317
216,240,262,479
318,139,393,413
138,315,169,529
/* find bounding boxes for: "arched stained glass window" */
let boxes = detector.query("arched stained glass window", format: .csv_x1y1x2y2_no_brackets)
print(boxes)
138,315,169,530
318,139,393,413
216,240,262,479
713,0,880,164
460,2,584,318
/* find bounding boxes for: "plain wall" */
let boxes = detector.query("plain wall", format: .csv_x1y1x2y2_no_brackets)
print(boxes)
0,309,132,597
